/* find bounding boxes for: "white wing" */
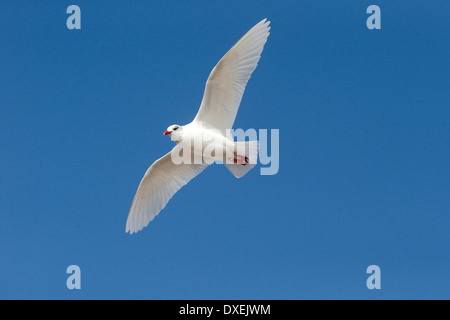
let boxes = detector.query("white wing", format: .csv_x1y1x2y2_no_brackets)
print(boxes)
126,146,208,234
193,19,270,135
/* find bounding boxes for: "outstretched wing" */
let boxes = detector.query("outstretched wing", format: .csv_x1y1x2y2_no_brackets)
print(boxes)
193,19,270,135
126,146,208,234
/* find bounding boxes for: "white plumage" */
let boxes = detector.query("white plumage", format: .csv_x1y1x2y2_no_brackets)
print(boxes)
126,19,270,234
194,19,271,136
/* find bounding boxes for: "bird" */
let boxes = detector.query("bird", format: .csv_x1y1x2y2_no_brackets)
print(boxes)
126,19,271,234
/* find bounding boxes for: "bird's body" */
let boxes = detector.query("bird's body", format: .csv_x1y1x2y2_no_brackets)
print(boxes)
174,123,235,163
126,19,271,234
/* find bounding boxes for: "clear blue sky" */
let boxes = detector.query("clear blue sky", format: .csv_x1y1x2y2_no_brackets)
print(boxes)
1,1,449,299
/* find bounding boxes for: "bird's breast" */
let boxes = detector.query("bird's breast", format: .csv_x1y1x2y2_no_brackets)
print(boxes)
179,129,233,162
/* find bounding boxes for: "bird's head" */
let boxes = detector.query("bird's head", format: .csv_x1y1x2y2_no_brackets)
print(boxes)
164,124,183,142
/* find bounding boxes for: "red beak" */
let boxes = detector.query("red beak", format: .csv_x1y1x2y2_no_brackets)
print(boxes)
164,131,171,136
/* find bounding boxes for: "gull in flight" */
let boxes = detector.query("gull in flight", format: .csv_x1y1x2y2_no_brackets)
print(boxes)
126,19,271,234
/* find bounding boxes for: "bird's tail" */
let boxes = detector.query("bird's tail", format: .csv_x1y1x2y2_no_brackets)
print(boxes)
225,140,259,178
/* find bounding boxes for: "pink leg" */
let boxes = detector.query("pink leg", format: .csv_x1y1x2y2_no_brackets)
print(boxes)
233,153,249,166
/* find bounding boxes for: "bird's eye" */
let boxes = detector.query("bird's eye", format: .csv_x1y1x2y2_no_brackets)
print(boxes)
173,127,178,131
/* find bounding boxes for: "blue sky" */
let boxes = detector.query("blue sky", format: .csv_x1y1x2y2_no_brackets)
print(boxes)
1,1,449,299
